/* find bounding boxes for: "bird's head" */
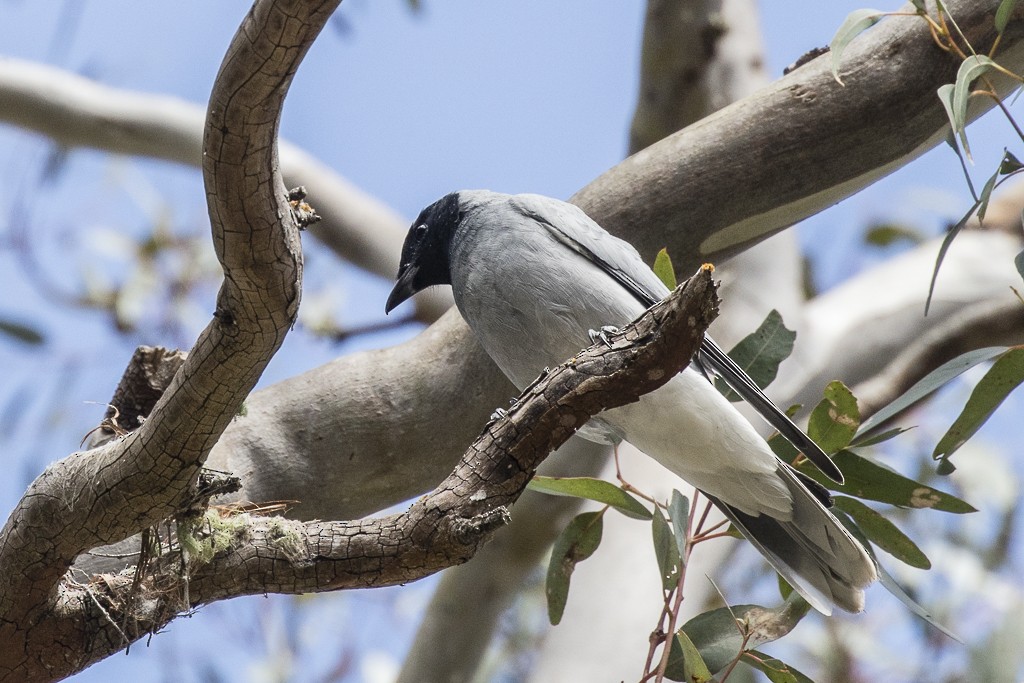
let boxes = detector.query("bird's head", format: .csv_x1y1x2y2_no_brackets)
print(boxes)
385,191,463,313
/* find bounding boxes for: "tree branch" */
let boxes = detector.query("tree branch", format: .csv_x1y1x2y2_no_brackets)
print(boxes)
27,266,719,679
576,0,1024,268
0,0,334,678
0,57,452,323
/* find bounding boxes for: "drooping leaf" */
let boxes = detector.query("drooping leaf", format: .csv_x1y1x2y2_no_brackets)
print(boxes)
864,223,925,247
795,450,975,513
996,0,1021,33
976,164,1002,223
857,347,1008,435
807,381,860,454
681,595,812,674
934,346,1024,464
925,201,980,314
669,489,690,562
830,9,886,84
939,85,975,168
653,248,678,290
529,476,652,520
953,56,998,133
833,496,931,569
545,511,604,625
652,508,682,590
716,310,796,402
664,629,714,682
0,319,45,346
743,652,817,683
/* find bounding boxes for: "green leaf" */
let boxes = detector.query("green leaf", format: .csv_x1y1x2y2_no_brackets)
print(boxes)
953,55,998,133
0,319,45,346
795,450,975,513
857,347,1008,435
807,381,860,454
830,9,886,85
926,197,982,314
934,346,1024,463
664,630,714,682
851,426,912,448
669,489,690,561
716,310,796,402
996,0,1021,33
976,164,1002,223
545,511,604,625
681,595,812,674
743,652,816,683
529,476,652,520
938,85,974,163
653,248,678,290
834,496,931,569
863,223,925,247
652,508,682,590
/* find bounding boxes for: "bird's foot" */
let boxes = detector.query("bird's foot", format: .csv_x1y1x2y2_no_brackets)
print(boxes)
588,325,621,348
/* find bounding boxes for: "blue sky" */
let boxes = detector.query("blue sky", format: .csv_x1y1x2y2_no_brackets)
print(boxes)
0,1,1020,681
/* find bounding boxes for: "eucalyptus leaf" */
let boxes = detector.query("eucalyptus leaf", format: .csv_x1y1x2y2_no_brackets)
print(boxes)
664,629,714,682
716,310,795,401
834,496,931,569
529,476,652,520
653,248,677,290
545,511,604,625
934,346,1024,463
669,489,690,561
652,508,682,590
996,0,1021,33
796,450,975,513
953,55,998,133
807,380,860,454
878,562,961,642
857,347,1008,435
829,9,886,84
681,595,811,674
744,652,817,683
851,426,912,448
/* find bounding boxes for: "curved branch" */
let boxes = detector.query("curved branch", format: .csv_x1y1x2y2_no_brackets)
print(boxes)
0,0,335,679
45,267,719,676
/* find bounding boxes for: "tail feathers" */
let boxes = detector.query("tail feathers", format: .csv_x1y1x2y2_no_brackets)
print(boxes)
708,465,877,615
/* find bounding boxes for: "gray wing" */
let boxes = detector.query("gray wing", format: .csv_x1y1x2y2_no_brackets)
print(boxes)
509,194,844,484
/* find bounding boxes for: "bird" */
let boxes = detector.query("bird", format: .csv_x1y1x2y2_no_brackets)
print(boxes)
385,190,876,614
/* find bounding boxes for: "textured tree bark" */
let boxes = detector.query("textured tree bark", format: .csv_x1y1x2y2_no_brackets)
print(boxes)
0,0,326,678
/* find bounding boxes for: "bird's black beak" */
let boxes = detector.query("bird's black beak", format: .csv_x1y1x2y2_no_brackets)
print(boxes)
385,265,419,314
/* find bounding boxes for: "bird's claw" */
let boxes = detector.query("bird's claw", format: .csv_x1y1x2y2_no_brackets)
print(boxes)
588,325,621,348
488,407,508,423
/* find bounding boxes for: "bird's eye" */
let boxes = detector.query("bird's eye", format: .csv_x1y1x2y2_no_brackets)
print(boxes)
414,224,428,238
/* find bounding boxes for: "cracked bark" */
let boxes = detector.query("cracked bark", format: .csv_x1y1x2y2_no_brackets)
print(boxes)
0,0,323,678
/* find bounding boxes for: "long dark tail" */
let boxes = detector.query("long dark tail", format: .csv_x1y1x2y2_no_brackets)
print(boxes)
707,465,877,615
